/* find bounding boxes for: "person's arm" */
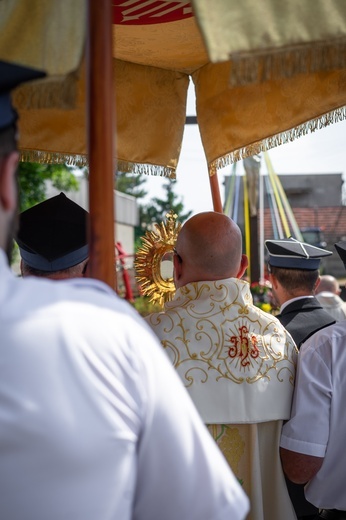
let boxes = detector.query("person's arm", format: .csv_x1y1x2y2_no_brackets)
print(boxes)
280,447,324,484
280,332,331,484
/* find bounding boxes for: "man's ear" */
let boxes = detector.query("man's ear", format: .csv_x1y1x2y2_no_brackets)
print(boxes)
269,272,279,290
173,253,182,278
0,151,19,211
236,254,249,279
314,276,321,293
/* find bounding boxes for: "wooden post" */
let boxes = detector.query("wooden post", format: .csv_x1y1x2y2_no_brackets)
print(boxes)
209,166,223,213
86,0,116,289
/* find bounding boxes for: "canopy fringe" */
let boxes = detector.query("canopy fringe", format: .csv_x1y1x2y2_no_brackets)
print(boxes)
117,160,176,179
20,150,88,167
19,152,177,178
230,39,346,86
14,72,79,110
210,106,346,173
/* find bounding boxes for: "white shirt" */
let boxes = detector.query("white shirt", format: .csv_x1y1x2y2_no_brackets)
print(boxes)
281,320,346,509
316,291,346,322
0,251,249,520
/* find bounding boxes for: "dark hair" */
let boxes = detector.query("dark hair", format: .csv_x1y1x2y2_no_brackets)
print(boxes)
21,258,88,279
271,266,319,293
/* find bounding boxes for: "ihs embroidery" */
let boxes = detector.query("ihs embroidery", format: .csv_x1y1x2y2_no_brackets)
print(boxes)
227,325,260,368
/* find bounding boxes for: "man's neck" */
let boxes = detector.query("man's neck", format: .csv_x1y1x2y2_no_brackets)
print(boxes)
280,295,314,313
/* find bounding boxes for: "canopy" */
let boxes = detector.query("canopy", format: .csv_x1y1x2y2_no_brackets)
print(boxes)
1,0,346,287
5,0,345,175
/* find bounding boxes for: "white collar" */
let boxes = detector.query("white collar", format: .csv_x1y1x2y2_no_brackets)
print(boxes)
280,295,314,313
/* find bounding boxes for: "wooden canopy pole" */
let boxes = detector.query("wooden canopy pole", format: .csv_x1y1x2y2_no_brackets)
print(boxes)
86,0,116,289
209,167,223,213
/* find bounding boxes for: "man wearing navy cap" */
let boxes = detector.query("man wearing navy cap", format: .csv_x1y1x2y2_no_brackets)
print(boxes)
265,237,336,520
17,192,89,279
0,60,249,520
266,237,335,348
280,241,346,519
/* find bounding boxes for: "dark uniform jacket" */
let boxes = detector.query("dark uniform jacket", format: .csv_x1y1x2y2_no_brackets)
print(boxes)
277,296,336,519
277,296,336,349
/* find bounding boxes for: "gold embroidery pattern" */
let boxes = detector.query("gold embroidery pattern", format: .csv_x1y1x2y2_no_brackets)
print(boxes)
148,279,297,386
208,425,245,485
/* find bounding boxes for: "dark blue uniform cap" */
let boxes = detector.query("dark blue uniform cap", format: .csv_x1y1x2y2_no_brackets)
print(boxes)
335,241,346,268
16,193,89,272
0,60,46,132
265,237,332,270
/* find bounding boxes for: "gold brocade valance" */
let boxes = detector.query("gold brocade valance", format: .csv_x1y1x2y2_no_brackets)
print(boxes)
5,1,346,177
192,0,346,85
0,0,86,109
16,60,346,176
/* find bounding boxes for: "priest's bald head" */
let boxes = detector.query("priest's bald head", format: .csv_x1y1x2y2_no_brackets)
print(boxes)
173,212,248,289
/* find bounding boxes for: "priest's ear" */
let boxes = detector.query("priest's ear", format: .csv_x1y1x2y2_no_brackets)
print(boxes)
173,249,183,286
236,254,248,279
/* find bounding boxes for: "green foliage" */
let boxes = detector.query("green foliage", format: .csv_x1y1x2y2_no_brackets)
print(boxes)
135,178,192,249
18,162,79,212
115,170,148,200
145,178,192,224
115,173,192,251
132,296,163,317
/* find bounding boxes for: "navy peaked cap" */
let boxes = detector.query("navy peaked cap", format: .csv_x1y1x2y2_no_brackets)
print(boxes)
265,237,332,270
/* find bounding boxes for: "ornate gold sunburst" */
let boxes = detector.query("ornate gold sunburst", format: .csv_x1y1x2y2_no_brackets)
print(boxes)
135,211,182,307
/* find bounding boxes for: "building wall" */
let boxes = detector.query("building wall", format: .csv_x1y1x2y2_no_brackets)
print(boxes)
275,173,343,208
263,174,346,277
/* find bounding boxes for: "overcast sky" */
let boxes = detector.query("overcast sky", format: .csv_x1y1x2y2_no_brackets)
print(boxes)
142,82,346,216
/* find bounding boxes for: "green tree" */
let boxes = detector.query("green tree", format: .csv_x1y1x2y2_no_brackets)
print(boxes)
136,178,192,248
115,170,148,200
18,162,79,212
143,178,192,224
114,172,192,251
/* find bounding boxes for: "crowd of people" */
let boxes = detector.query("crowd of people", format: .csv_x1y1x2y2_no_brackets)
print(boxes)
2,59,346,520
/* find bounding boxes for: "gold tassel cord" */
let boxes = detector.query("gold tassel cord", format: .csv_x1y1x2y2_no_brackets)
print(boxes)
230,40,346,86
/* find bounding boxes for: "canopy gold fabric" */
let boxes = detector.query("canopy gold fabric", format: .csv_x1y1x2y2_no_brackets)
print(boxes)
193,0,346,83
0,0,86,108
5,0,346,177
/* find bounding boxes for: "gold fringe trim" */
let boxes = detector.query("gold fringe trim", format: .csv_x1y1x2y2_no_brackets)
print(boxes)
117,160,176,179
14,71,79,110
210,106,346,172
20,150,88,167
19,151,177,178
230,40,346,86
